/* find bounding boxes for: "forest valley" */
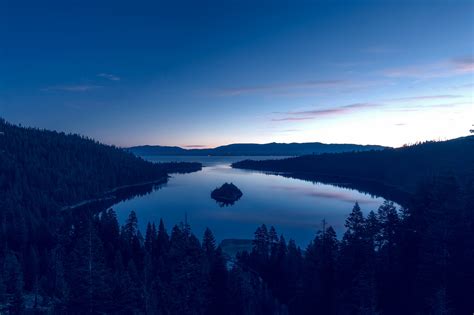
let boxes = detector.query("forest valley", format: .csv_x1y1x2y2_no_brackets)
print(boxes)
0,119,473,314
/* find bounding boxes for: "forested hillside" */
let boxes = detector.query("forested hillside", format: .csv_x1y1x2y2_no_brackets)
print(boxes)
235,177,474,314
0,118,199,218
3,179,473,314
129,142,388,157
233,136,474,193
1,119,473,314
0,118,201,313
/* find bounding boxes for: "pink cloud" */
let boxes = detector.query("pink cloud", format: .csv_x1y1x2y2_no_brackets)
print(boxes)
386,94,463,102
218,80,348,96
451,56,474,73
183,145,209,148
271,103,381,122
272,117,316,122
383,55,474,79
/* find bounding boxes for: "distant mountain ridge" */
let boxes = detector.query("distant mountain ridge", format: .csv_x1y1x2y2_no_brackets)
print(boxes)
232,136,474,194
128,142,389,156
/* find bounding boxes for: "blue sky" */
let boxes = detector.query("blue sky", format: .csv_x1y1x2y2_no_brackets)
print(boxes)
1,0,473,147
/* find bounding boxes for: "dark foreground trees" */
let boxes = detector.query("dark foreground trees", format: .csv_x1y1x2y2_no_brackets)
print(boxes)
17,181,474,314
2,118,472,313
237,178,474,315
0,178,473,314
57,210,280,314
1,175,474,314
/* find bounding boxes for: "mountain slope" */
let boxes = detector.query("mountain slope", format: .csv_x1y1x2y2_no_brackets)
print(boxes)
0,118,200,229
233,136,474,194
129,142,389,156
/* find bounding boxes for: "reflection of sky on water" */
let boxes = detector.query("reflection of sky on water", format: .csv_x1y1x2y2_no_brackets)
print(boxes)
113,156,391,246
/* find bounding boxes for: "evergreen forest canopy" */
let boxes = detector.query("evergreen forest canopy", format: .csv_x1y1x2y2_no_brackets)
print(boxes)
0,118,473,314
233,136,474,194
0,118,200,228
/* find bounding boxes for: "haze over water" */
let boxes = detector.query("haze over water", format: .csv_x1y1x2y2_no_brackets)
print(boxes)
113,156,388,245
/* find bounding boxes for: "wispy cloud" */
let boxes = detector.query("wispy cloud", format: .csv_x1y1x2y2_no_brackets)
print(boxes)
382,55,474,79
288,103,379,116
97,73,121,81
183,145,208,148
217,78,390,97
280,129,301,133
452,82,474,89
386,94,463,102
219,80,348,96
451,56,474,73
387,101,472,112
272,117,316,122
383,63,445,79
272,103,380,122
426,101,472,109
41,85,102,92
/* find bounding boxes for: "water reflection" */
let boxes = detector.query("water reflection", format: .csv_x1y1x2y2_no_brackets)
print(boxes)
112,156,393,246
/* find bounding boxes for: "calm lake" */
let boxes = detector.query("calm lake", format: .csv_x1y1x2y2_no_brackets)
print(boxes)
113,156,390,246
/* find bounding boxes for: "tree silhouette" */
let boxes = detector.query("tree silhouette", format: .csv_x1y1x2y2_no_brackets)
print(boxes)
2,117,474,314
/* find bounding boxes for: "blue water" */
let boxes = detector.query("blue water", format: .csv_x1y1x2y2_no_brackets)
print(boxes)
113,156,388,246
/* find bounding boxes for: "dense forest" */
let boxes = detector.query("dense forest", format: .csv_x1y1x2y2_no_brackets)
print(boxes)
0,118,201,313
233,136,474,194
0,117,200,226
1,176,473,314
1,119,473,314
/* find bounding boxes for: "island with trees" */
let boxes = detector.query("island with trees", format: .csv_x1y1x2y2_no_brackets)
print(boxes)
211,183,243,206
1,118,473,314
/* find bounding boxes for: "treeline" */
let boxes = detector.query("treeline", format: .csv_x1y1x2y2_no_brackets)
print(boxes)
1,176,473,314
0,208,282,314
1,119,473,313
128,142,388,157
233,136,474,194
0,117,199,233
0,118,201,313
0,118,200,216
238,177,474,314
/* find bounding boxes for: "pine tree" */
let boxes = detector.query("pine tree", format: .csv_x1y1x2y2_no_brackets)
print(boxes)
122,211,138,245
344,202,365,242
65,216,110,313
202,227,216,257
376,201,402,313
156,218,170,257
206,247,228,315
303,223,338,315
268,226,279,256
252,224,270,259
145,222,155,254
365,210,380,249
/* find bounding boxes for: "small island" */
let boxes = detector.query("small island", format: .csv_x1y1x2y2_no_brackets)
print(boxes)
211,182,243,206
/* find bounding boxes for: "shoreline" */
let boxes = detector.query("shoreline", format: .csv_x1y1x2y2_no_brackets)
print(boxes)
60,176,168,211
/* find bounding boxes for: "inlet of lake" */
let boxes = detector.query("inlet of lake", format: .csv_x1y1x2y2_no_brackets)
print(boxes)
113,156,392,246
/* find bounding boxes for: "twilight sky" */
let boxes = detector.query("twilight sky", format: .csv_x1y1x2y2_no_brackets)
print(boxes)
1,0,473,148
